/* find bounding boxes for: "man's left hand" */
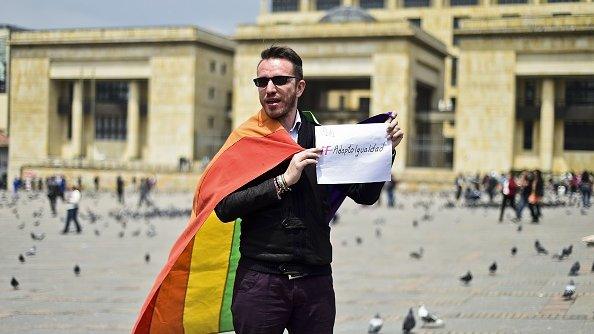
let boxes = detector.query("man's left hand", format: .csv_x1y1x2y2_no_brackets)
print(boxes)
385,111,404,151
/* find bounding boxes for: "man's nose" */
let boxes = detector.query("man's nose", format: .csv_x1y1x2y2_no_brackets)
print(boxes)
265,79,277,93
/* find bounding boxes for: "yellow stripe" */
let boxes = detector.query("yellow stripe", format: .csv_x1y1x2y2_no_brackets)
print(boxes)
183,212,235,333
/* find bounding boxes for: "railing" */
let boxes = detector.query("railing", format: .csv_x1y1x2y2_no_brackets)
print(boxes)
407,136,454,168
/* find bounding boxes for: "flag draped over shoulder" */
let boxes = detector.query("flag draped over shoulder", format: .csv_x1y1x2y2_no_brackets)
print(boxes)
132,110,391,334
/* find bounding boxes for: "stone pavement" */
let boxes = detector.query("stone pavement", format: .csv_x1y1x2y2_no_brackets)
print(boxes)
1,189,593,333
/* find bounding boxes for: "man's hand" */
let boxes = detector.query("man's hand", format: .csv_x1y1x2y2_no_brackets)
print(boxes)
283,148,322,186
386,111,404,150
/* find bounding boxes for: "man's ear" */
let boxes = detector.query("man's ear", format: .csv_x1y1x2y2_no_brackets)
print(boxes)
296,79,306,98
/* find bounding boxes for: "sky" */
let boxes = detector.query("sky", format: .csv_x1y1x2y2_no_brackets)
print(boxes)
0,0,261,36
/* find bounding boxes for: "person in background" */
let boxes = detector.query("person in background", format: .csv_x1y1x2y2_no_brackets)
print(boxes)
94,175,100,192
116,175,125,204
385,176,396,208
62,185,82,234
47,176,59,216
528,169,544,223
455,174,464,201
499,171,517,222
515,170,531,221
579,170,592,208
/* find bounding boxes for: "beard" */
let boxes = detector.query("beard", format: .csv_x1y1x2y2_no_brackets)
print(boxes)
263,91,298,121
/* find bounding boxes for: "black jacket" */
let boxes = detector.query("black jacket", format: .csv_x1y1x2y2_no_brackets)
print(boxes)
214,114,385,275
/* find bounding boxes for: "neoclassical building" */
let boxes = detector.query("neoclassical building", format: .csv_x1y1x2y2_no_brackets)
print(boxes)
4,1,594,189
235,0,594,180
8,26,234,188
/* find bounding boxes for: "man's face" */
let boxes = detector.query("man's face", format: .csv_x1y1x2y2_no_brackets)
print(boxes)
256,58,305,120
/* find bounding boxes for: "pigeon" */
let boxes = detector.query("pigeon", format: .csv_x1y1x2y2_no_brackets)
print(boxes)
132,229,141,237
582,235,594,247
412,220,418,228
511,246,517,256
118,231,125,238
591,260,594,273
375,228,382,238
30,232,45,241
569,261,580,276
368,313,383,333
11,277,19,290
460,271,472,284
73,264,81,276
563,280,576,300
17,223,25,230
33,220,40,227
563,245,573,257
489,261,497,275
18,254,25,264
94,229,100,236
145,253,151,264
356,237,363,245
535,240,548,255
25,246,37,256
409,247,424,260
418,304,445,328
402,308,416,334
517,224,522,232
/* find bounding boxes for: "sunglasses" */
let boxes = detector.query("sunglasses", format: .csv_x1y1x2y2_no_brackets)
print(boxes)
253,76,297,88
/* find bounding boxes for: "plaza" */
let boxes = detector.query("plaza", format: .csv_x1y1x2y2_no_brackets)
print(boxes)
1,189,593,333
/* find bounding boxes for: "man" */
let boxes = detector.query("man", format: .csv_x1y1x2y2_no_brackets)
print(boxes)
62,185,82,234
498,171,517,222
116,175,124,204
214,46,404,334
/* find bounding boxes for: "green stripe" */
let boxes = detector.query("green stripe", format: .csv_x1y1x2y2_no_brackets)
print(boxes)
219,219,242,332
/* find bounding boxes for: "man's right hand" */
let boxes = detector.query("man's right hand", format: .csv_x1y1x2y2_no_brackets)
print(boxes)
283,148,322,186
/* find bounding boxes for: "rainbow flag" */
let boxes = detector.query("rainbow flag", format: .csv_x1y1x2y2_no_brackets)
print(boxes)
133,110,390,333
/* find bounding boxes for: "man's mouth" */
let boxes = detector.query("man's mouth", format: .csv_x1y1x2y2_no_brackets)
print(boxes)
265,98,281,108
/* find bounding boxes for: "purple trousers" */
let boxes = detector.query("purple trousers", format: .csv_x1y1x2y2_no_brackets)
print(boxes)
231,266,336,334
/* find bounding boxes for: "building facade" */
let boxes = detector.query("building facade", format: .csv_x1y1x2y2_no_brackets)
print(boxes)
238,0,594,179
8,26,235,188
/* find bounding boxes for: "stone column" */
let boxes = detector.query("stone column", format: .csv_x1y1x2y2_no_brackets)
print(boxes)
260,0,269,14
387,0,398,9
71,80,83,158
300,0,311,11
125,80,140,160
343,0,355,7
539,79,555,172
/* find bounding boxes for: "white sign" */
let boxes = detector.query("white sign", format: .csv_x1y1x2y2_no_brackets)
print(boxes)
315,123,392,184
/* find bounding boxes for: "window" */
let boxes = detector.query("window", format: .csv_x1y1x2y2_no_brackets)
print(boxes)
208,87,215,100
566,80,594,106
451,97,457,111
453,36,460,46
209,60,216,73
524,80,537,107
450,0,478,6
564,122,594,151
208,116,215,129
403,0,431,7
451,58,458,87
95,81,128,140
221,63,227,75
360,0,385,9
548,0,579,2
226,91,233,110
497,0,528,4
316,0,340,10
271,0,299,12
523,121,533,150
408,18,422,27
96,81,128,102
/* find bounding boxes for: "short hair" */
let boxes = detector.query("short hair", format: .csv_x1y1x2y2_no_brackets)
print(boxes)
259,45,303,80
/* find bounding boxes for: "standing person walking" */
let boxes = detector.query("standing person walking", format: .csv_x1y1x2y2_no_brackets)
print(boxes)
94,175,100,192
579,170,592,208
62,186,82,234
46,176,59,216
528,170,544,223
116,176,125,204
515,170,531,221
499,171,517,222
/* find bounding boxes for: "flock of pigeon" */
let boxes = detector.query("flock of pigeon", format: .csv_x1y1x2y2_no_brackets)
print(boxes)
3,191,188,292
356,192,592,333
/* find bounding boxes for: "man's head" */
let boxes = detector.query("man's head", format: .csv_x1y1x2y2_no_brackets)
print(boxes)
255,46,306,122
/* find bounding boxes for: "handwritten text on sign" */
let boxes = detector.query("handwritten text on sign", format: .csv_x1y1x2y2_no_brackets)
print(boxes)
315,123,392,184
